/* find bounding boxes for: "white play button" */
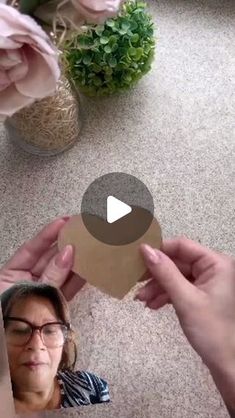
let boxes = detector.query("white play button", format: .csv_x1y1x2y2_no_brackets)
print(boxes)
107,195,132,224
81,173,154,245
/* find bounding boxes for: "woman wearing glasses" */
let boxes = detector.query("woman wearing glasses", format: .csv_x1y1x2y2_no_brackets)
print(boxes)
0,281,109,413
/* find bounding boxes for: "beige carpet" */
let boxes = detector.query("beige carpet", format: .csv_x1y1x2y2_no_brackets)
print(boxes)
0,0,234,417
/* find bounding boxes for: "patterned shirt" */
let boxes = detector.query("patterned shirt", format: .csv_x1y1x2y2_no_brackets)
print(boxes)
57,370,110,408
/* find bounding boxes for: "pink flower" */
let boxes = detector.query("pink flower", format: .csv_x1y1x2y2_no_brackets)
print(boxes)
71,0,123,24
0,4,60,120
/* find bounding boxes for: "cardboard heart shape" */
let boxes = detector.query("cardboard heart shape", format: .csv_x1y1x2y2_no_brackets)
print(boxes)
58,214,162,299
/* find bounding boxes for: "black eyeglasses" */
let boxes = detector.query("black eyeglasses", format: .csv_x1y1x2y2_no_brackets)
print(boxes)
3,317,71,348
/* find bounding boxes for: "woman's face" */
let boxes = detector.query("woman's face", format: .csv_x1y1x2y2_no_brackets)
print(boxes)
5,296,64,393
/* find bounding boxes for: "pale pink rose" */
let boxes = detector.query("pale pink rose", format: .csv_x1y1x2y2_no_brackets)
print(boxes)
71,0,123,24
0,4,60,120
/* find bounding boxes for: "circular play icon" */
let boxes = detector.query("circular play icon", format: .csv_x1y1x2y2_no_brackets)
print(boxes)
81,172,154,246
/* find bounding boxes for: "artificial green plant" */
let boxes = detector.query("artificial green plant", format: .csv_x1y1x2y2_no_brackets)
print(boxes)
63,1,156,96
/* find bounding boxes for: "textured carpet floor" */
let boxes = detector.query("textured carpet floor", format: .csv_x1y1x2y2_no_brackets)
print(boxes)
0,1,234,417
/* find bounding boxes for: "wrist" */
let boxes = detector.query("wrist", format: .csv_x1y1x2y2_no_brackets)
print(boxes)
207,356,235,410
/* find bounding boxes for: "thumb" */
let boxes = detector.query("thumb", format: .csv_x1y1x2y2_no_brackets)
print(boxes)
39,245,74,289
140,244,199,311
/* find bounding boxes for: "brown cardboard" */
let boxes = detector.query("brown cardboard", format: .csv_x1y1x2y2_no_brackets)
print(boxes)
58,214,162,299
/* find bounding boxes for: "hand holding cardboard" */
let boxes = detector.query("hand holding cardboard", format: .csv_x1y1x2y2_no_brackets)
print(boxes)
58,214,162,299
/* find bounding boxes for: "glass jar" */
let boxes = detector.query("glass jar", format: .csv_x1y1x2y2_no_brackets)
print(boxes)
4,77,82,157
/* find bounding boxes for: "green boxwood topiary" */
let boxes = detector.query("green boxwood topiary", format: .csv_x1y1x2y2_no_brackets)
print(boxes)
63,1,156,96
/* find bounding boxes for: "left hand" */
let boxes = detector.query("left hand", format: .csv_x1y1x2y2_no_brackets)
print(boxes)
0,217,86,300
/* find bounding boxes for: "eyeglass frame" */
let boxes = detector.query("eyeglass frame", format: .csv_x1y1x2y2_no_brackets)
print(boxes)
3,316,72,347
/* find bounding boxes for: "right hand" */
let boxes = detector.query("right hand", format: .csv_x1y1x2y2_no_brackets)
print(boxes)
135,238,235,408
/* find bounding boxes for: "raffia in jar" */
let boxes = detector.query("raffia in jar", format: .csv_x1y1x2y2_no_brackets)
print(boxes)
4,1,87,156
6,76,82,156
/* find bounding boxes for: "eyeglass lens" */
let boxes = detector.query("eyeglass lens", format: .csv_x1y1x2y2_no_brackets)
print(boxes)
5,320,67,347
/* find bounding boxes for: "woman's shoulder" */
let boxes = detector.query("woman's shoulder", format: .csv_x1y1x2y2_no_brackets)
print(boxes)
57,369,110,408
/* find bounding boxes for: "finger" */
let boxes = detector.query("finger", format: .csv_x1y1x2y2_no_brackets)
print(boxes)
192,251,220,280
136,260,193,301
31,244,58,277
162,237,213,265
135,278,166,302
39,245,74,288
61,274,86,301
140,244,201,312
4,218,68,271
146,293,170,310
138,260,193,283
172,259,193,280
0,269,32,295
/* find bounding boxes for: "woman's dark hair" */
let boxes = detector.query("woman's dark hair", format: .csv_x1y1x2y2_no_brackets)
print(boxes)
0,281,77,372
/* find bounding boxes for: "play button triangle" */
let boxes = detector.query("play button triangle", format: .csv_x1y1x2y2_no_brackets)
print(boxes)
107,195,132,224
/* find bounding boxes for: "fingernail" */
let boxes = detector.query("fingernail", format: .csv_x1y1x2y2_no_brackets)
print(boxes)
55,245,73,268
141,244,160,265
62,216,70,221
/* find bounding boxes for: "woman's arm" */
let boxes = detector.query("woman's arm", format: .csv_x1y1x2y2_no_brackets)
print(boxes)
136,238,235,416
209,361,235,417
